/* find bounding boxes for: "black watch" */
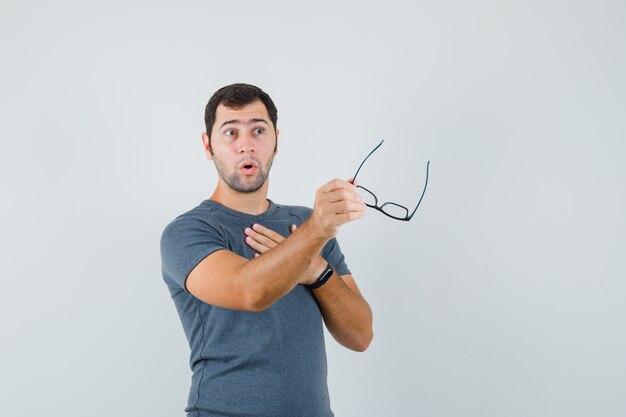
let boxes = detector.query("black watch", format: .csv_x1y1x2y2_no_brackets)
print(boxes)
307,262,334,290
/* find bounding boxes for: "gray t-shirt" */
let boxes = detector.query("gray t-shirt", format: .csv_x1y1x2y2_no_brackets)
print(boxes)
160,199,350,417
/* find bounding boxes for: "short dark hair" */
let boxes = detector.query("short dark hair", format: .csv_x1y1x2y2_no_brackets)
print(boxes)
204,83,278,140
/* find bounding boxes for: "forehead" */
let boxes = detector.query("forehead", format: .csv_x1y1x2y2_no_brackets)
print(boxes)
213,100,270,127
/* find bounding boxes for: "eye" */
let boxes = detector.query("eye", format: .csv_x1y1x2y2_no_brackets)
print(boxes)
253,127,264,135
225,129,237,137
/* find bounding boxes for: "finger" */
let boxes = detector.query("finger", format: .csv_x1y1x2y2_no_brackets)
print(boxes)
244,227,280,248
320,188,363,205
315,201,365,219
245,235,272,254
334,209,366,224
251,223,287,243
320,178,358,194
290,224,297,233
329,199,366,215
254,253,260,258
347,178,358,187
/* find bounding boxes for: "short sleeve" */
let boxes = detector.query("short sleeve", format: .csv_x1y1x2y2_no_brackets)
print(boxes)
160,216,227,292
321,237,351,276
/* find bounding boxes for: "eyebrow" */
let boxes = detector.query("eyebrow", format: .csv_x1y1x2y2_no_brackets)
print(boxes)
219,118,269,129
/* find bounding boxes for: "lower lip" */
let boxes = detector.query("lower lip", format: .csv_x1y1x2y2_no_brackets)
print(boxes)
241,166,257,176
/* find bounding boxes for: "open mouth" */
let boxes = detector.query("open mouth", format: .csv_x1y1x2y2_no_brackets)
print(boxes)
239,160,258,175
240,160,256,168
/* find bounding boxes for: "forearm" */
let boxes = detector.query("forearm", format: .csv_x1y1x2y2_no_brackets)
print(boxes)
312,273,374,352
237,221,327,311
239,178,365,311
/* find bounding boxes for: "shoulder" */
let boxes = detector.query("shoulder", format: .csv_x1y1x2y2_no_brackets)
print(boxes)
160,201,221,245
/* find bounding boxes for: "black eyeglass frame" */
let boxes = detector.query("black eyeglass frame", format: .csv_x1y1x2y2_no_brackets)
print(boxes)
352,140,430,221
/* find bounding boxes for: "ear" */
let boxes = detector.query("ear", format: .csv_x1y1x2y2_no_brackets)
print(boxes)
201,132,214,160
274,128,280,155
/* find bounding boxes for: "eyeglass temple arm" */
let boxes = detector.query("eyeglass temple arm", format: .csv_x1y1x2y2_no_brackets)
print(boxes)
408,160,430,219
352,139,384,182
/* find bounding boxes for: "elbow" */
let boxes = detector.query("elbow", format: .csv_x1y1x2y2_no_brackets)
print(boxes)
235,269,269,312
245,302,271,313
243,295,270,313
352,329,374,353
242,288,275,313
355,313,374,352
236,265,284,313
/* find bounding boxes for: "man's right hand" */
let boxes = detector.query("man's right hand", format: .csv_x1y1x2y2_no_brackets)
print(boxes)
186,179,364,312
306,178,366,240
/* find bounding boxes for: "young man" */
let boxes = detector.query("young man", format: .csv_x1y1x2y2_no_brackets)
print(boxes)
160,83,373,417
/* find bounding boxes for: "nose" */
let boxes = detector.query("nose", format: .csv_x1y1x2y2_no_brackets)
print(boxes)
237,133,255,154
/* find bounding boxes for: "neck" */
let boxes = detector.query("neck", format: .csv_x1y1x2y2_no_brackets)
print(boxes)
210,179,271,216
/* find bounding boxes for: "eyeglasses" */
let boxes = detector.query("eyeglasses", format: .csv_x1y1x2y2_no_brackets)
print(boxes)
352,140,430,221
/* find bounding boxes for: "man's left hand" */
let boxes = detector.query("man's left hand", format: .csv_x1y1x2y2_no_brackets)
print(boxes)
244,223,327,285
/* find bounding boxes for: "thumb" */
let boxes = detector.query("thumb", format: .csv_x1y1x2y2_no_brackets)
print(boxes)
291,224,298,233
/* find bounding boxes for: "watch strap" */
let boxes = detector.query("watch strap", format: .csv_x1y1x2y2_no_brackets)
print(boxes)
307,262,334,290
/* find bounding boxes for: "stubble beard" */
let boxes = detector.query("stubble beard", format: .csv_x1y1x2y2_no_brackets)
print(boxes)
213,155,274,193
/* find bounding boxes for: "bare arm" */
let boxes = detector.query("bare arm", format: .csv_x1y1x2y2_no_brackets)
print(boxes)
187,222,326,311
186,179,365,312
313,273,373,352
246,228,374,352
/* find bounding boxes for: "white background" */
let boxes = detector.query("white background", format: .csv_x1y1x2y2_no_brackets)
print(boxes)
1,1,625,416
